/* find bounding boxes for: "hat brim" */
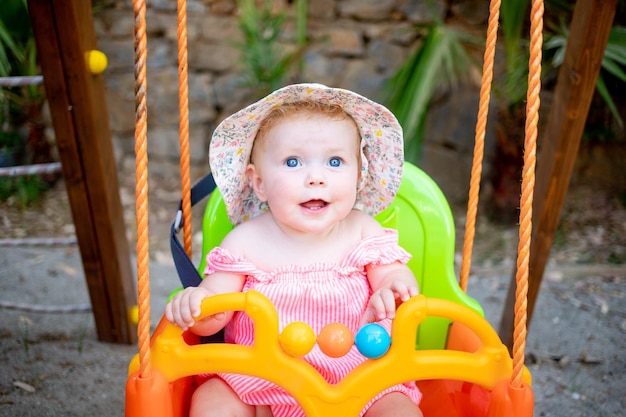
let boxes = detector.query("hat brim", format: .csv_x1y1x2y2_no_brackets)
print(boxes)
209,83,404,226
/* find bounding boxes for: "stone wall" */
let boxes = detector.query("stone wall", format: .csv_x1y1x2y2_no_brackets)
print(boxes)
93,0,492,203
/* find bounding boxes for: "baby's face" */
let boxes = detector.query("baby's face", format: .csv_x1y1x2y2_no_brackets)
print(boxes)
247,113,360,234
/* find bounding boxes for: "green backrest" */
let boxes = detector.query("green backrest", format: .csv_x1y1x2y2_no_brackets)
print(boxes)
199,162,484,350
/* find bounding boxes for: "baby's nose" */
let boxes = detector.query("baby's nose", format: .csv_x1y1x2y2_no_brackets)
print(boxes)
306,169,326,186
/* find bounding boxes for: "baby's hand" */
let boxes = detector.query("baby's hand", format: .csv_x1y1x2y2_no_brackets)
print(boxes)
164,286,223,331
361,280,419,325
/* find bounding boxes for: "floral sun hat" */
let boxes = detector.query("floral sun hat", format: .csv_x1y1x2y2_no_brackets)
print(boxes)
209,83,404,226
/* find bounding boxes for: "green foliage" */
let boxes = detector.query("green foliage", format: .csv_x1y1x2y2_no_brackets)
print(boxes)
387,0,626,164
0,0,42,144
385,23,479,163
0,2,50,206
235,0,307,96
546,24,626,128
0,174,50,209
498,0,531,108
0,0,37,82
501,1,626,128
0,0,31,77
0,130,21,149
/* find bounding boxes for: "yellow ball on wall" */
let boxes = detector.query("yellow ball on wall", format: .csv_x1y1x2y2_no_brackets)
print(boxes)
85,50,108,74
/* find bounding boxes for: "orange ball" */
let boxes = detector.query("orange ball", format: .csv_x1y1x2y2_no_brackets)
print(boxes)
318,323,354,358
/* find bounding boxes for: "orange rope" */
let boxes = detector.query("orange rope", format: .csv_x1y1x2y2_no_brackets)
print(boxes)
459,0,501,292
133,0,151,378
512,0,543,388
177,0,193,258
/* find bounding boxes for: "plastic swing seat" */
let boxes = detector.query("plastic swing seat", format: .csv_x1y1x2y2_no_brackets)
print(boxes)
125,162,533,417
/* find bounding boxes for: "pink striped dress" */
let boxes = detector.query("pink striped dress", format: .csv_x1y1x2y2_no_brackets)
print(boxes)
203,229,422,417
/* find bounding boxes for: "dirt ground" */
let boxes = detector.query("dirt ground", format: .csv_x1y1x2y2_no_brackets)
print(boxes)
0,164,625,416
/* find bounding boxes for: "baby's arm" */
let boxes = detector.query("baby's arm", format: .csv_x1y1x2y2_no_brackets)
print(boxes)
353,213,419,324
165,270,245,335
166,225,254,335
362,261,419,325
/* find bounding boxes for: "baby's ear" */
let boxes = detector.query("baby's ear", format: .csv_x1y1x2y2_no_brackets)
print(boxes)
246,164,267,202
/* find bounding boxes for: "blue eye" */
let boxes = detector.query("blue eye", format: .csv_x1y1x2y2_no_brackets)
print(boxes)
329,157,342,167
285,158,300,168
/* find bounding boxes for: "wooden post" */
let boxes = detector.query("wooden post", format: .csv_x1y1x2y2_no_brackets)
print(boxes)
498,0,618,348
28,0,137,344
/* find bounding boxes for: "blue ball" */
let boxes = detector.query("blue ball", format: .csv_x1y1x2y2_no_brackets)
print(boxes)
355,323,391,359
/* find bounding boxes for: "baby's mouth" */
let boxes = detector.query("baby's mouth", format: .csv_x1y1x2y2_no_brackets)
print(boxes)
301,199,328,210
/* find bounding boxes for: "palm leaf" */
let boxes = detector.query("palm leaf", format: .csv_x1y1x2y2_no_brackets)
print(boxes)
0,19,24,77
500,0,529,52
385,24,477,163
545,23,626,127
0,0,33,77
602,27,626,80
595,75,623,127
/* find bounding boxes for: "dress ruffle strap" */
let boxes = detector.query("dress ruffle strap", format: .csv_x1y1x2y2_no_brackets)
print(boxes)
203,246,262,276
342,229,411,268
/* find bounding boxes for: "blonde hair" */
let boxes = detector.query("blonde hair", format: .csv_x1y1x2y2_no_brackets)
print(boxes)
250,100,360,164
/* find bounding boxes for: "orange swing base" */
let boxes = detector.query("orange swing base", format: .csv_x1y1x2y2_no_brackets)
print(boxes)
125,371,533,417
126,317,533,417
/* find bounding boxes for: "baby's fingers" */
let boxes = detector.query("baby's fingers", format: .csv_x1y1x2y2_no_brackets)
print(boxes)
390,280,418,301
164,301,175,324
189,291,227,322
188,289,209,319
165,288,201,330
359,306,377,326
372,289,398,320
